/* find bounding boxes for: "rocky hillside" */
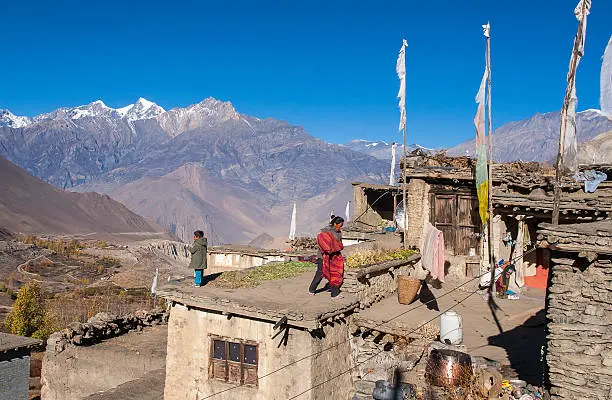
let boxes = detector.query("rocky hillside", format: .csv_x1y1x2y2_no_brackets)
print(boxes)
579,130,612,164
448,109,612,162
0,98,387,243
0,156,162,237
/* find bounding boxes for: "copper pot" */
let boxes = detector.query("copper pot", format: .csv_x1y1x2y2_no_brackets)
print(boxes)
425,349,473,387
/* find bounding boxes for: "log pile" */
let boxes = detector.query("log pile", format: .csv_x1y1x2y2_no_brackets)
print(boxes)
288,237,318,251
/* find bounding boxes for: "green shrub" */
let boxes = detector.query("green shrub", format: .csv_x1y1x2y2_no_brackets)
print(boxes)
5,282,46,338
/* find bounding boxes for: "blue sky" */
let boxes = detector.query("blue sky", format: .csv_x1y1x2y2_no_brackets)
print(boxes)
0,0,610,148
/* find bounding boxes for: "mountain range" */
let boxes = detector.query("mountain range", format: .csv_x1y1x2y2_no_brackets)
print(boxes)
0,98,388,244
341,140,437,161
2,93,611,245
448,109,612,163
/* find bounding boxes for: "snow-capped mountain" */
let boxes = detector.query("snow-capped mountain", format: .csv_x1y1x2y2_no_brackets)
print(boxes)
19,98,165,125
120,97,166,121
157,97,240,137
342,139,435,160
0,109,31,128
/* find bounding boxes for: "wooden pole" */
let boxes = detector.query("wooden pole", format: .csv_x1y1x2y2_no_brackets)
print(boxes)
553,0,588,225
402,128,408,249
485,27,497,293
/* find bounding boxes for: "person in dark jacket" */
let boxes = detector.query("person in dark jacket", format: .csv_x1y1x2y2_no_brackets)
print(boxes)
190,230,208,286
308,216,344,298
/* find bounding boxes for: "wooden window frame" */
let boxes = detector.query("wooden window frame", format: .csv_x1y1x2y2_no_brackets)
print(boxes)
209,335,259,387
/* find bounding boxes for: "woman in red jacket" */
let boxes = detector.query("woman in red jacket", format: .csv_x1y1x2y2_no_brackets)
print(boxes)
309,216,345,299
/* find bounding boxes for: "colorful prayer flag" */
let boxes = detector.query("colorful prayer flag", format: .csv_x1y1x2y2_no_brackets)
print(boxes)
474,67,489,225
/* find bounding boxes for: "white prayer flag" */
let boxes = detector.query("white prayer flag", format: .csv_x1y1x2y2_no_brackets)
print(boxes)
574,0,591,21
389,142,397,186
289,202,297,240
396,39,408,131
345,201,351,222
601,37,612,117
561,0,591,173
151,268,159,296
482,22,490,38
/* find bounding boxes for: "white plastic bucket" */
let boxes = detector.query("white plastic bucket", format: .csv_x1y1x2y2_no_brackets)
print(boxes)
440,310,463,345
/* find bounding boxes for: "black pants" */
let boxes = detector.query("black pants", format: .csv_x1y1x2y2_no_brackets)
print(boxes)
309,259,340,297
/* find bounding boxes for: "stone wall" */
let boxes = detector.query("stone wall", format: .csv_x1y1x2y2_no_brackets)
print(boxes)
343,256,421,308
406,179,430,249
45,310,168,351
349,326,437,399
545,250,612,400
41,310,168,400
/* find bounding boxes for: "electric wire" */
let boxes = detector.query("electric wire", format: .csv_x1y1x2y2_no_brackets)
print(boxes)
203,245,540,399
287,290,479,399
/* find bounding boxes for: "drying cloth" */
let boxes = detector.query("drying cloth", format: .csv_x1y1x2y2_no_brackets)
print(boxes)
422,221,445,282
574,170,607,193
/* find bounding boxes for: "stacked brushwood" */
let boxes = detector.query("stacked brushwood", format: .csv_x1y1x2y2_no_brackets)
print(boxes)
288,237,318,251
400,149,474,170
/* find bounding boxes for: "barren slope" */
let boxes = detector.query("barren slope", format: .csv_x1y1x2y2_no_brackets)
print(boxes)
0,156,161,236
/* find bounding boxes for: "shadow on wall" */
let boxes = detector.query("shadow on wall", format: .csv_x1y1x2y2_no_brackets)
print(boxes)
487,309,547,385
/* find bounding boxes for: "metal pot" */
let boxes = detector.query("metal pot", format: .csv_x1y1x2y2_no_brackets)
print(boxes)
425,349,473,387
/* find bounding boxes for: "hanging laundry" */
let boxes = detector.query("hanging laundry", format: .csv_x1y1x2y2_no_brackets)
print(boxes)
574,170,607,193
422,221,445,282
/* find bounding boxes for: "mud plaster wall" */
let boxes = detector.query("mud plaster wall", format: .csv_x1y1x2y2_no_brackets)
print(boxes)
310,320,353,400
207,253,285,269
546,251,612,400
165,304,320,400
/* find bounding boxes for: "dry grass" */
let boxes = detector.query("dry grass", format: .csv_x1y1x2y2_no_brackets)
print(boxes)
210,261,316,289
20,235,85,256
346,248,417,269
42,287,160,334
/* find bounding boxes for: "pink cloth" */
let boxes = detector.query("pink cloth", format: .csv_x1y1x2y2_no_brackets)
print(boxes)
423,222,445,282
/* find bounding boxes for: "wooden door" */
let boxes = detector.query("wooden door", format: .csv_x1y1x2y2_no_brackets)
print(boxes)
433,195,455,253
456,196,480,256
431,193,481,256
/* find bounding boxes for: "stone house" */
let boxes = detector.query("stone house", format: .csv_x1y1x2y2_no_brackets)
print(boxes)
537,220,612,400
158,254,421,400
353,158,611,281
0,332,41,400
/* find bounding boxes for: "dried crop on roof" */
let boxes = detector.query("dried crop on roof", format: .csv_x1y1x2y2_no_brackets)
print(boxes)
209,261,316,289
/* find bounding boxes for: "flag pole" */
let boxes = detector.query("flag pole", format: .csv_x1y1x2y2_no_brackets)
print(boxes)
484,23,497,293
553,0,589,225
396,39,408,249
403,127,408,249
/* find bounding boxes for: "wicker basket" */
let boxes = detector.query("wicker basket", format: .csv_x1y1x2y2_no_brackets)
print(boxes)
397,275,422,305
